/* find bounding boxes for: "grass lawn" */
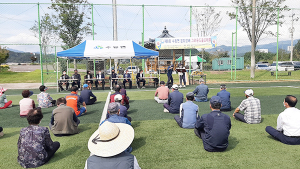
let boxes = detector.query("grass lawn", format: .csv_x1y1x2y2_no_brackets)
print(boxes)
1,83,300,168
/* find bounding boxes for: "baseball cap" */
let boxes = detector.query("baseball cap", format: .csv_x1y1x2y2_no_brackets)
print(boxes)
210,96,222,105
220,84,226,89
245,89,254,96
114,94,123,101
83,84,88,88
107,102,120,112
171,84,179,90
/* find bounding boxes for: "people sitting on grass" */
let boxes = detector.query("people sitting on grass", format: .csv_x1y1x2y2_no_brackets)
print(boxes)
59,70,70,91
19,90,35,117
233,89,261,124
85,70,94,90
37,85,56,108
95,70,105,90
107,94,132,122
120,83,130,101
85,121,140,169
217,84,231,111
193,78,209,102
101,102,131,126
0,86,12,109
50,97,80,137
18,108,60,168
81,84,97,105
174,92,199,129
123,69,132,89
194,96,231,152
71,69,81,90
136,70,146,89
0,126,3,137
154,81,169,104
110,85,130,110
266,95,300,145
163,84,183,114
66,86,87,117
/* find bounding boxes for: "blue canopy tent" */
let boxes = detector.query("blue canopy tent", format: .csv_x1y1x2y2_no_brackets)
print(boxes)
57,40,159,90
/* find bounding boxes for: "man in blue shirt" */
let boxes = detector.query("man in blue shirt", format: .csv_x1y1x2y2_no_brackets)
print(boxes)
101,102,131,126
80,84,97,105
123,70,132,89
174,92,199,128
167,64,174,87
193,78,209,102
194,96,231,152
163,84,184,114
217,84,231,111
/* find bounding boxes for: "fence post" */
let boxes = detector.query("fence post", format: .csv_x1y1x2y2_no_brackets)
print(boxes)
38,3,44,85
276,7,279,80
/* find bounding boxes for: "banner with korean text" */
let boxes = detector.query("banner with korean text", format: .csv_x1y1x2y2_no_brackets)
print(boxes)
155,36,217,50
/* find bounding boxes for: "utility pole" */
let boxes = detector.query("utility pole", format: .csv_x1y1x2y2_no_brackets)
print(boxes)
250,0,256,78
289,12,299,61
112,0,118,72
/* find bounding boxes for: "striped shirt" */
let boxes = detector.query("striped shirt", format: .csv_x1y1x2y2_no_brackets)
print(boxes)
238,96,261,124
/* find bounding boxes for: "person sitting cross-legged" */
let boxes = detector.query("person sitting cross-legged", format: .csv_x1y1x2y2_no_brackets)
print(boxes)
66,86,87,117
174,92,199,129
233,89,261,124
84,121,141,169
193,78,209,102
0,86,12,109
266,95,300,145
194,96,231,152
154,81,169,104
49,97,80,137
217,84,231,111
18,108,60,168
80,84,97,105
101,102,131,126
110,85,130,110
107,94,132,122
163,84,184,114
19,90,35,117
37,85,56,108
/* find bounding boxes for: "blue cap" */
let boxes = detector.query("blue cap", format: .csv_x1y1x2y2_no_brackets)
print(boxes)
210,96,222,105
29,91,34,97
83,84,88,88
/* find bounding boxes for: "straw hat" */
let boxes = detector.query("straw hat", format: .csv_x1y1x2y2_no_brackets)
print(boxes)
88,121,134,157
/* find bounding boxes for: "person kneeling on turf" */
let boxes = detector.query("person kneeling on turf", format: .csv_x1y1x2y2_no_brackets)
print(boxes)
194,96,231,152
266,95,300,145
174,92,199,129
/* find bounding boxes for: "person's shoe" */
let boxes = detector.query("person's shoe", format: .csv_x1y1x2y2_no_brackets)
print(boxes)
0,132,4,137
142,86,145,89
179,85,182,88
183,85,186,88
78,88,81,91
137,86,139,89
164,108,169,113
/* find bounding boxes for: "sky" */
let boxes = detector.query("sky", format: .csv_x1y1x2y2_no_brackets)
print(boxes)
1,0,300,53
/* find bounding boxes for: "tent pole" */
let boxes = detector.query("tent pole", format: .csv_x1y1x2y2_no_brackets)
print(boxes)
55,47,58,92
158,56,160,83
110,58,112,90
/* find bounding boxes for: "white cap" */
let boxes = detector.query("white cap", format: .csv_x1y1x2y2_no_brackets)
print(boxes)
114,94,123,101
245,89,254,96
171,84,179,90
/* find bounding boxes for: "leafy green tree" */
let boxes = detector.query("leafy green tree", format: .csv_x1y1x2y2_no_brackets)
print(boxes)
0,46,9,65
293,40,300,60
243,51,275,64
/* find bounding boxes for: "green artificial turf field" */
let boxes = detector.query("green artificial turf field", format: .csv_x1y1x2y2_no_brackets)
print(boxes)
1,82,300,168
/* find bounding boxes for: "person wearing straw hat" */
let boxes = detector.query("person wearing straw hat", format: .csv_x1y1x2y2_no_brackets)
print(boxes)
101,102,131,126
107,94,132,122
85,121,141,169
0,86,12,109
37,85,56,108
233,89,261,124
19,90,35,117
194,96,231,152
217,84,231,111
163,84,184,114
174,92,199,129
193,78,209,102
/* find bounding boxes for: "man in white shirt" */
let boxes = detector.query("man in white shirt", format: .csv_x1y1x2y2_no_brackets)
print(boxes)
266,95,300,145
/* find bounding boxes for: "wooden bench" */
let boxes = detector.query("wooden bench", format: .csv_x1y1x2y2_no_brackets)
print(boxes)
270,71,291,76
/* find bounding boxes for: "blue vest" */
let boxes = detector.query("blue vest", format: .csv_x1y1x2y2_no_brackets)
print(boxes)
87,152,134,169
182,101,199,128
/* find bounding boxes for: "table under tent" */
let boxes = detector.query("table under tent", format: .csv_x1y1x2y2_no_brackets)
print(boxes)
56,40,159,91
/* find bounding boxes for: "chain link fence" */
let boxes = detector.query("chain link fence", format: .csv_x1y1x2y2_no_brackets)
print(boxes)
1,3,300,84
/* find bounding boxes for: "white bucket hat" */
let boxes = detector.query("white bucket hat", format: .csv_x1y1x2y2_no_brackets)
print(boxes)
88,121,134,157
